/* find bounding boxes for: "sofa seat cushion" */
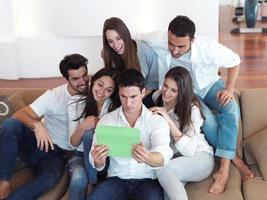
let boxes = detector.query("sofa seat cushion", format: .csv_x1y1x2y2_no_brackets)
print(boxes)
240,88,267,138
243,128,267,180
186,163,243,200
243,178,267,200
10,168,69,200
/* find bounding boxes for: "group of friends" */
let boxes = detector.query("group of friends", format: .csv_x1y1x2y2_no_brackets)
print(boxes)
0,15,255,200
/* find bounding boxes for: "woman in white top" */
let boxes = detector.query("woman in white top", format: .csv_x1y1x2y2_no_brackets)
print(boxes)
65,67,120,200
150,67,214,200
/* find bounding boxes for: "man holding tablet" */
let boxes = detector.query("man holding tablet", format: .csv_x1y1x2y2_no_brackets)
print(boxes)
88,69,173,200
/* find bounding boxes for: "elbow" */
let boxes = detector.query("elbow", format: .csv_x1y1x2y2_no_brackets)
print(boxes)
70,138,79,147
148,152,165,167
157,156,165,167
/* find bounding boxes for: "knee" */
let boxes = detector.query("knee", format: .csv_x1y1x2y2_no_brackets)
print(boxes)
70,168,88,189
1,118,23,131
221,101,240,119
0,118,25,137
218,104,240,128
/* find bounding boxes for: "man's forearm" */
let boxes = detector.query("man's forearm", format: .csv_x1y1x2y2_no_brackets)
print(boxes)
225,65,240,93
13,106,42,130
146,152,164,167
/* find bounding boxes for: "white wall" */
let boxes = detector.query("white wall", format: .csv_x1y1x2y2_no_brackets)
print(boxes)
0,0,15,40
0,0,219,79
219,0,244,6
16,36,103,78
0,0,18,79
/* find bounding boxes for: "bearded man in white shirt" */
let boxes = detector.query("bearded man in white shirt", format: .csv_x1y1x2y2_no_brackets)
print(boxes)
137,15,254,195
0,54,89,200
88,69,173,200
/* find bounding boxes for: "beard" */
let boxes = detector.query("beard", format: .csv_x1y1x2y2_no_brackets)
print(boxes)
69,82,89,95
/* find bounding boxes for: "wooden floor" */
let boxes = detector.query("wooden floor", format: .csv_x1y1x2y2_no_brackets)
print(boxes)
219,5,267,90
1,6,267,91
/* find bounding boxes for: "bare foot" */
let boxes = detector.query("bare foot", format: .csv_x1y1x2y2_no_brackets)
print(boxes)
209,171,228,195
0,181,11,199
232,157,254,181
212,171,220,180
209,158,230,195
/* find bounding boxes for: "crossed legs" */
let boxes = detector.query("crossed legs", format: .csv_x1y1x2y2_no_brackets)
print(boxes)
201,79,253,194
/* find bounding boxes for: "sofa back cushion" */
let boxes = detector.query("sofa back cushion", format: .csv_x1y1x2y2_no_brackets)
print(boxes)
0,88,47,107
7,92,26,111
240,88,267,138
0,88,47,112
240,88,267,165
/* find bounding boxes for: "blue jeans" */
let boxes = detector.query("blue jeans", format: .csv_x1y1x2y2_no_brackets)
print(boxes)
0,118,65,200
201,79,240,160
88,177,164,200
68,151,88,200
82,129,97,184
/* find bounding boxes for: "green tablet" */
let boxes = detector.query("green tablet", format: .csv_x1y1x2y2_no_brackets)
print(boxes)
95,125,140,157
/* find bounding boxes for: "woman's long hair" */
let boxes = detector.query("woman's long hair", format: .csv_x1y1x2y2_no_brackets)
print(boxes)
77,67,120,120
102,17,140,71
157,66,204,133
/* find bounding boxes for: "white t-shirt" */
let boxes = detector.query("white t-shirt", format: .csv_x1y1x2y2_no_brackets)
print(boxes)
30,84,74,151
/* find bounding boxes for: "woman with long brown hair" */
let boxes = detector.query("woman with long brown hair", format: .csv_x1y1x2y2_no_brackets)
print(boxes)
150,66,214,200
102,17,159,97
64,67,120,200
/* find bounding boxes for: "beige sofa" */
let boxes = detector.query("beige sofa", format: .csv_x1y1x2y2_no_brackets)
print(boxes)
1,87,267,200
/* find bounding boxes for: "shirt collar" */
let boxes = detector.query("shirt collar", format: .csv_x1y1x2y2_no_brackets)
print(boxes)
118,104,147,126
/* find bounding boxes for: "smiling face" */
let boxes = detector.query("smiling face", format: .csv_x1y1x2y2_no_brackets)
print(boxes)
67,66,89,95
168,31,193,58
92,75,116,102
161,77,178,105
106,29,125,55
